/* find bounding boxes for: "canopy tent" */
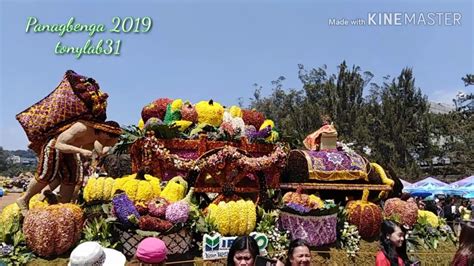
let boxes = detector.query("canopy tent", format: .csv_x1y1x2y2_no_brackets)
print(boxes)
456,183,474,195
463,192,474,199
450,175,474,188
450,176,474,196
405,177,461,196
400,179,412,191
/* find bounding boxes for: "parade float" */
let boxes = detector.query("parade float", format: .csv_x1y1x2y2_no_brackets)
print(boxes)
0,71,459,265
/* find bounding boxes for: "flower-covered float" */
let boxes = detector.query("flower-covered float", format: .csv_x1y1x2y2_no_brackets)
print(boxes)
124,98,288,206
88,97,290,261
282,120,401,201
0,71,460,265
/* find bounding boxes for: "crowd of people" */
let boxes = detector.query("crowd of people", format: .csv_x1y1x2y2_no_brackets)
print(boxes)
227,221,474,266
228,236,311,266
401,193,473,235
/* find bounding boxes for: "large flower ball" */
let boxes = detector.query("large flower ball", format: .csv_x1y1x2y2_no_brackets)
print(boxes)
181,101,198,123
242,109,265,129
23,204,84,257
141,98,173,122
383,198,419,227
346,190,383,239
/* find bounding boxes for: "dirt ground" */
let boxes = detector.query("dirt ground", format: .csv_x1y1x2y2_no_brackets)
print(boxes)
0,192,21,211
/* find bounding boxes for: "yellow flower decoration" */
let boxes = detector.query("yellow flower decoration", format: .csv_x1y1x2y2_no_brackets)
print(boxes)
227,201,240,235
171,99,183,112
229,105,242,118
208,203,219,223
161,176,187,203
195,100,224,127
236,200,248,235
103,177,115,200
83,177,95,202
418,210,439,227
112,173,161,202
29,194,49,209
173,120,193,132
138,119,145,130
259,119,275,131
245,201,257,235
266,130,279,143
216,202,230,235
309,195,324,209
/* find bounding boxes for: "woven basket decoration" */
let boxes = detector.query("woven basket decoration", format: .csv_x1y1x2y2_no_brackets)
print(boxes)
16,70,108,152
279,212,337,247
116,228,144,258
161,228,193,255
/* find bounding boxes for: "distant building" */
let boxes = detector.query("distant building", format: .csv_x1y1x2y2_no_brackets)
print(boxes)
429,102,455,114
6,155,21,164
20,157,37,165
5,155,37,165
422,102,457,169
453,91,474,114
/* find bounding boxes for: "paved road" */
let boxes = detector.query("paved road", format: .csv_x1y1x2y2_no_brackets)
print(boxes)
0,192,21,211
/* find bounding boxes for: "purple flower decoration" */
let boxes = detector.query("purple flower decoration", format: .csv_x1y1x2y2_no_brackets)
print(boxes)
286,202,311,214
327,152,344,165
112,193,140,228
248,126,271,141
0,244,13,256
165,201,190,223
244,125,257,137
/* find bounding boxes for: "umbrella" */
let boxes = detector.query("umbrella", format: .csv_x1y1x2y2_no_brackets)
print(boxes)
408,191,432,198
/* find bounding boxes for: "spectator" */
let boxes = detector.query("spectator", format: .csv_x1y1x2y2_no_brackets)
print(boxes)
444,197,456,230
276,239,311,266
425,200,437,215
460,201,472,222
451,221,474,266
436,198,445,218
375,220,411,266
417,200,426,210
69,241,126,266
228,236,259,266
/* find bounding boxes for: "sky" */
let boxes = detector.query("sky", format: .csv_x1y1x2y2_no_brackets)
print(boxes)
0,0,473,150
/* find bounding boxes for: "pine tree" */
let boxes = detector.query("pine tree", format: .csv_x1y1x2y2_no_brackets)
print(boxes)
368,68,431,179
250,62,373,150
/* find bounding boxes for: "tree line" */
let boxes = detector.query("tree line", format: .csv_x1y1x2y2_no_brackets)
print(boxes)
247,62,473,181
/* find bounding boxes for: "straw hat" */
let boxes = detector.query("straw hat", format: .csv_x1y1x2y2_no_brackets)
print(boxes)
68,241,126,266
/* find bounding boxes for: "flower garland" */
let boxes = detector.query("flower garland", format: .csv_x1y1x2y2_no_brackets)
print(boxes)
141,133,288,172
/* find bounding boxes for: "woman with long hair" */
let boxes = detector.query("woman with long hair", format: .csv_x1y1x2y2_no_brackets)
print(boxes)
227,236,259,266
452,221,474,266
375,220,411,266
